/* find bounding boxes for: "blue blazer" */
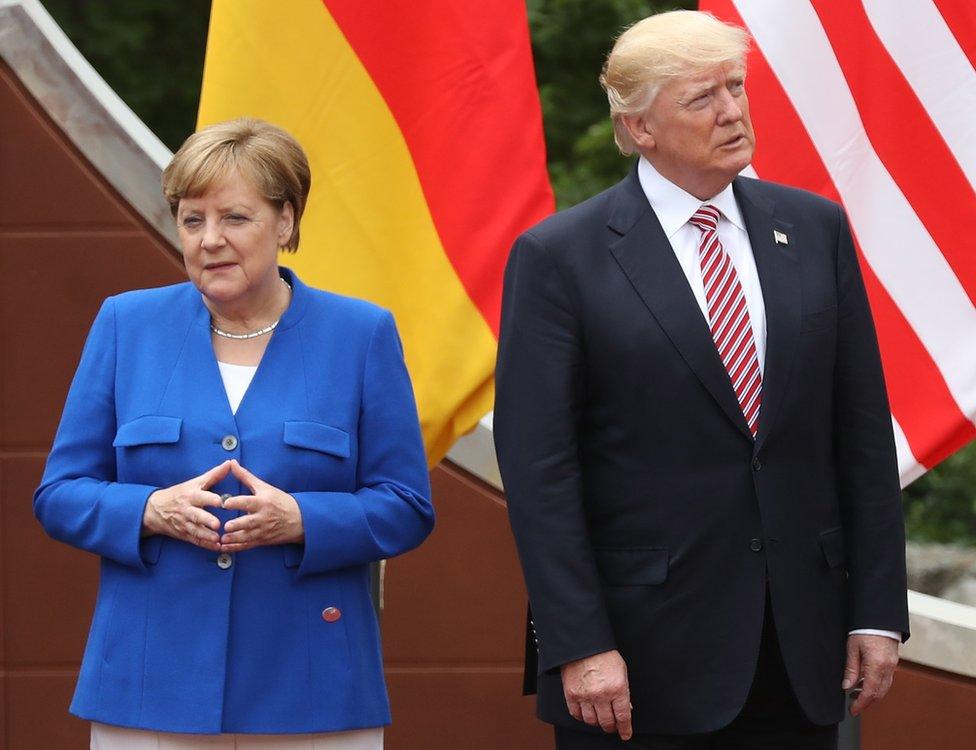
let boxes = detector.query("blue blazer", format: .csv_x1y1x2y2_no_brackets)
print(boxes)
34,267,434,734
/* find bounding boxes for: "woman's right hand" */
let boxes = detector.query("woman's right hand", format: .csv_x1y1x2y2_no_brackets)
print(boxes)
142,461,232,551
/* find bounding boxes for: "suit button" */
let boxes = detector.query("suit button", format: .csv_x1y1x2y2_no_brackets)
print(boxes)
750,538,763,552
322,606,341,623
752,457,762,471
221,435,238,451
219,493,231,507
217,552,233,569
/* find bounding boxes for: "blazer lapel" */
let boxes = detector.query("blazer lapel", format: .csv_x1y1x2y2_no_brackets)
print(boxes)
733,177,800,453
184,294,239,423
231,267,310,423
608,169,754,441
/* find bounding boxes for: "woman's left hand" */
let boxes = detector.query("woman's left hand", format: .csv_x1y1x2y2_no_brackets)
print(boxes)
219,460,304,552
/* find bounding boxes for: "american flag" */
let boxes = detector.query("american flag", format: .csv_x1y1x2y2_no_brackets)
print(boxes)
700,0,976,485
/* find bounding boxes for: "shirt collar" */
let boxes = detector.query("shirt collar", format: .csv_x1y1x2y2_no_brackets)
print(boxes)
637,157,746,237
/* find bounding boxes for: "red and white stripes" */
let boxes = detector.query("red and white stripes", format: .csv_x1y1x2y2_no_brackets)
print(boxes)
702,0,976,485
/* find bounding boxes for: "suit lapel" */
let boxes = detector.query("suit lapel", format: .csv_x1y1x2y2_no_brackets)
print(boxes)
608,169,754,441
733,177,800,453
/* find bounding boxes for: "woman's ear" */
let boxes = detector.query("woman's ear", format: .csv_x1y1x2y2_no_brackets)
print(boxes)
278,201,295,246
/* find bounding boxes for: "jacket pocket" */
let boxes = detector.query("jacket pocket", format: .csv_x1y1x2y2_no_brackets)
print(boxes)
139,535,163,565
282,421,350,458
800,305,837,333
113,415,182,447
282,543,303,568
594,547,669,586
819,527,845,569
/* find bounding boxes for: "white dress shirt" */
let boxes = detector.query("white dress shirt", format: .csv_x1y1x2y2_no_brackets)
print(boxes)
636,158,899,644
637,157,767,374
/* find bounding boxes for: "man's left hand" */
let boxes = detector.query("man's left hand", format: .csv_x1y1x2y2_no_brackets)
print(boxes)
843,634,899,716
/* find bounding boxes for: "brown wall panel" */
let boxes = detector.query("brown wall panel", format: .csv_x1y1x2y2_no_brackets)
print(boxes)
384,463,527,662
382,462,548,748
4,673,87,748
385,671,549,749
2,457,96,665
0,235,183,446
862,661,976,749
0,66,133,228
0,455,5,744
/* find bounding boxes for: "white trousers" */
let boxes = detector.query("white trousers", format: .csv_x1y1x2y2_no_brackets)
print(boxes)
91,723,383,750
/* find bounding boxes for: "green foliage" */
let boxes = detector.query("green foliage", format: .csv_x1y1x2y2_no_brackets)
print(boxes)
526,0,694,207
39,0,976,546
42,0,210,152
903,441,976,545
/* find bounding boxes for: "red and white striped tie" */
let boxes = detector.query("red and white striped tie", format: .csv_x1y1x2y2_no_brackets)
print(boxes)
689,205,762,437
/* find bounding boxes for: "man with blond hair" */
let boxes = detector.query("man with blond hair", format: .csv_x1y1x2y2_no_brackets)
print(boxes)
495,10,908,749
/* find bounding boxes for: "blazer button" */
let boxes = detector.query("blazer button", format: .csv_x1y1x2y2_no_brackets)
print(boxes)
322,606,342,623
219,493,231,507
752,457,762,472
217,552,233,569
750,538,763,553
221,435,238,451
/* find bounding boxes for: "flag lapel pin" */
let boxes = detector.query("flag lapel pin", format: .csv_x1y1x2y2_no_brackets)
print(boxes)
773,230,789,245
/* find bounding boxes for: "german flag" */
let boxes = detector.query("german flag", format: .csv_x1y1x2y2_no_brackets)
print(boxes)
198,0,555,464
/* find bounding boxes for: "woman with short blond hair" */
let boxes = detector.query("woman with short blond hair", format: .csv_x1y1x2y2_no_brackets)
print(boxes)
35,117,434,749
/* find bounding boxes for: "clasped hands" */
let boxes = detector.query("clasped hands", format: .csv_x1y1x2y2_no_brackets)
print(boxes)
141,459,303,553
562,636,898,741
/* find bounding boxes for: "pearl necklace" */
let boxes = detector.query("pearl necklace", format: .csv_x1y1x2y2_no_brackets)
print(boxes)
210,279,292,340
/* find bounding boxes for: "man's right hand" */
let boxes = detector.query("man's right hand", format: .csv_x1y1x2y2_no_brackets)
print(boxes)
561,649,633,741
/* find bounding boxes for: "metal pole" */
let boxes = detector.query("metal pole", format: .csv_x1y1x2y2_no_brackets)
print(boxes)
370,560,384,619
838,711,860,750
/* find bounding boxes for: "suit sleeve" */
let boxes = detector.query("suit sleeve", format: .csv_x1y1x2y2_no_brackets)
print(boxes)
291,311,434,577
494,231,617,674
831,205,910,640
33,298,158,569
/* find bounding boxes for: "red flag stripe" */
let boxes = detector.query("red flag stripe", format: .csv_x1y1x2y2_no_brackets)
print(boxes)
932,0,976,70
322,0,555,337
862,1,976,194
703,0,976,470
726,0,976,469
732,0,976,418
811,0,976,307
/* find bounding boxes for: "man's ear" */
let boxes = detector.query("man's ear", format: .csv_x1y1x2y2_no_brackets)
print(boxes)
621,113,655,152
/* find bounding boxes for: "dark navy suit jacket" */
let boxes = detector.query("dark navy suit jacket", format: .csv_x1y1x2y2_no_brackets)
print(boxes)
494,168,908,734
35,267,434,734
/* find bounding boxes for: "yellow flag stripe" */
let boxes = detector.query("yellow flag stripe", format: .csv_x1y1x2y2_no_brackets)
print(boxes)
198,0,496,463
